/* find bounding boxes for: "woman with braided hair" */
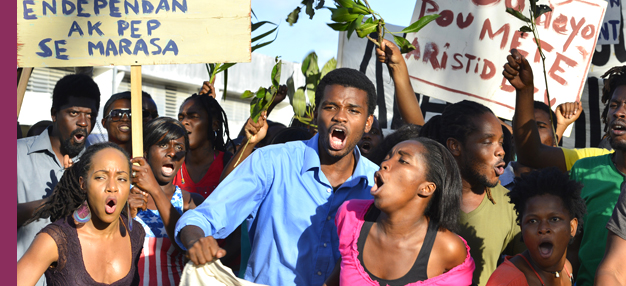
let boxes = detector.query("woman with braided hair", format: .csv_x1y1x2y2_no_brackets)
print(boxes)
17,142,145,286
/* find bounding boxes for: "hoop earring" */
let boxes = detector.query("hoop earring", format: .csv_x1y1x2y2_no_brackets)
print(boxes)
73,200,91,224
214,131,218,138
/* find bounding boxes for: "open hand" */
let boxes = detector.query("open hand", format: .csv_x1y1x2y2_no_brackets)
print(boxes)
503,49,534,91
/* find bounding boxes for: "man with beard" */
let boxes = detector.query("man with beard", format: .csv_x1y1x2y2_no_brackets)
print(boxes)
419,100,522,286
174,68,379,286
17,74,100,285
503,50,624,286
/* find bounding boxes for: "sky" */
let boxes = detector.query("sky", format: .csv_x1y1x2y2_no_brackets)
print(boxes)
251,0,417,66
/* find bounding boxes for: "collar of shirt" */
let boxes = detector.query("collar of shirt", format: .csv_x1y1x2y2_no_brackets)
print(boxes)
301,133,372,191
27,127,85,167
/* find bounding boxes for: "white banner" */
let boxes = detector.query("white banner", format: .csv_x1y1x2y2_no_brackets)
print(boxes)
597,0,621,45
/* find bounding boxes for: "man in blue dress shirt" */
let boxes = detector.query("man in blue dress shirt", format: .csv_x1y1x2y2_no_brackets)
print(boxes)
175,68,380,285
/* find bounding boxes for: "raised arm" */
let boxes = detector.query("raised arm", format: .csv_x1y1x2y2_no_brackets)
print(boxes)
17,233,58,286
595,232,626,286
376,39,424,126
503,49,567,172
220,111,268,182
555,101,582,143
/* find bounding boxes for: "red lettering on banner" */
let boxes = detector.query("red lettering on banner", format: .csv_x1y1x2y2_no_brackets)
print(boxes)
452,53,464,70
436,10,454,27
405,38,421,60
472,0,500,6
481,59,496,79
465,53,476,73
509,31,528,52
564,17,585,52
535,5,553,29
553,14,567,34
419,0,438,18
457,12,474,29
581,24,595,39
534,40,554,63
424,42,441,69
549,52,578,86
501,76,514,92
505,0,525,11
480,19,510,50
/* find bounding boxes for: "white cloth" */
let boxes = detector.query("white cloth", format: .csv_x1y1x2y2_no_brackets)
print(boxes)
179,260,267,286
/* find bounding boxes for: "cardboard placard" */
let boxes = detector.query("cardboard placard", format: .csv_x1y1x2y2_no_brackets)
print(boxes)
17,0,251,67
405,0,607,120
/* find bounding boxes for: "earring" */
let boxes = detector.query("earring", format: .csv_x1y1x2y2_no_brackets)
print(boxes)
214,131,218,138
73,200,91,223
127,202,133,231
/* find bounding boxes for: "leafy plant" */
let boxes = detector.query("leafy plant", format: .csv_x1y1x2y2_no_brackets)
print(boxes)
286,0,325,26
206,15,279,100
327,0,439,53
286,52,337,129
506,0,556,143
233,58,283,166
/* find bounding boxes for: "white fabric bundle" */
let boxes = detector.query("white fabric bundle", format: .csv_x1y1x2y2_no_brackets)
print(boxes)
179,260,267,286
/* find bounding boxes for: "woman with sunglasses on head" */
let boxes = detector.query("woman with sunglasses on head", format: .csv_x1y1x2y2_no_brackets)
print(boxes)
129,117,204,286
17,142,144,286
325,138,475,286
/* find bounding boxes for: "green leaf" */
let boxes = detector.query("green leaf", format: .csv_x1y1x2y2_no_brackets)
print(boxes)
252,36,278,52
286,73,296,105
293,88,307,116
222,68,228,100
286,7,301,26
393,35,415,54
302,52,320,77
347,14,364,39
327,22,350,31
255,87,267,99
315,0,325,9
320,58,337,79
400,14,440,34
348,3,369,15
252,21,276,32
334,0,352,9
252,26,278,44
519,26,532,33
271,60,282,88
506,7,531,23
356,21,378,38
241,90,254,99
304,0,315,19
215,63,236,74
250,97,264,123
534,5,552,19
305,82,316,104
331,7,359,23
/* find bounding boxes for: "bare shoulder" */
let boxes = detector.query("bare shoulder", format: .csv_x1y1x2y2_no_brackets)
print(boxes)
433,229,467,267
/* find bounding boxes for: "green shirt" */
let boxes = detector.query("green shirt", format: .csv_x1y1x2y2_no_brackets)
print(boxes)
458,184,523,286
570,153,624,286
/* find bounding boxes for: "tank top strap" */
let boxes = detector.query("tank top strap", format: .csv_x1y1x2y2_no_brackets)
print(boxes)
516,253,545,286
409,219,439,280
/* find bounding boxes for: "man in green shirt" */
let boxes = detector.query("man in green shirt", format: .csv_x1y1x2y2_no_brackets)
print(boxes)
421,100,523,286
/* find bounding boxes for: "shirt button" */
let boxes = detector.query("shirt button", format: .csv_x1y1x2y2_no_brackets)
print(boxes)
317,271,322,276
323,243,327,247
326,188,331,193
327,216,331,220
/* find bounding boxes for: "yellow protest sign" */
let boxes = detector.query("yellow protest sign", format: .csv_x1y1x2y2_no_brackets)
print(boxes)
17,0,251,67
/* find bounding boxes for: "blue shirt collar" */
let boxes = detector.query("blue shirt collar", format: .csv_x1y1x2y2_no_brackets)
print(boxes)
27,127,55,156
301,133,372,188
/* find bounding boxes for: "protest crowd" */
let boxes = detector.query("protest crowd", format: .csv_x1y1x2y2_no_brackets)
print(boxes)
14,5,626,286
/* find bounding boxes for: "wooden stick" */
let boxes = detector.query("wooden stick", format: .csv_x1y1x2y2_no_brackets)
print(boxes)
17,67,33,117
131,65,143,158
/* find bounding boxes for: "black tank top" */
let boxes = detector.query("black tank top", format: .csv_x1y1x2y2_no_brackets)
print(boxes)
39,214,145,286
357,205,439,286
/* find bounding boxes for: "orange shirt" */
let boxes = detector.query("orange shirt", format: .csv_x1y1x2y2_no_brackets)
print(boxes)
486,257,528,286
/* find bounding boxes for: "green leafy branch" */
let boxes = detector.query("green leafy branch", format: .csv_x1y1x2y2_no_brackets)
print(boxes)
327,0,439,53
506,0,556,143
286,0,325,26
205,15,279,100
233,58,283,166
286,51,337,130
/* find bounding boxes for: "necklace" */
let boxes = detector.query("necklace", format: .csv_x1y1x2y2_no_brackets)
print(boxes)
517,254,572,285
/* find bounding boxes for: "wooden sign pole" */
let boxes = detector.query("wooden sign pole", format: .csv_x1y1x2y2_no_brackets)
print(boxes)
130,65,143,158
17,67,33,117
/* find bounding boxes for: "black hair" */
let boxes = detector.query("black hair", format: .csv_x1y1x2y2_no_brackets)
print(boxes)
181,94,234,152
315,68,377,115
401,137,462,232
370,124,422,166
52,74,101,118
144,117,190,153
601,66,626,133
25,142,131,224
269,126,313,145
533,100,557,131
102,92,132,117
509,167,586,236
419,100,494,146
27,120,53,137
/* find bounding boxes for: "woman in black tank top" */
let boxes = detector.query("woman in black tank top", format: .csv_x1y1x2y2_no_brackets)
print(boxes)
18,143,144,286
325,137,474,286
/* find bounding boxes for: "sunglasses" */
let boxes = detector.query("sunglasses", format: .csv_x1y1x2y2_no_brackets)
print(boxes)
106,109,131,122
